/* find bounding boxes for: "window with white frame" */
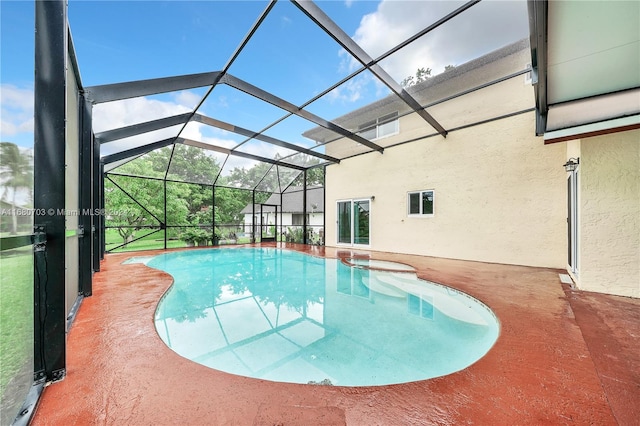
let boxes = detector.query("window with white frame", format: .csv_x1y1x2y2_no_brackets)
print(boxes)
357,112,399,140
408,190,434,216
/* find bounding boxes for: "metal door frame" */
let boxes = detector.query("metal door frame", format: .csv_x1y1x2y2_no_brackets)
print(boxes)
259,204,278,242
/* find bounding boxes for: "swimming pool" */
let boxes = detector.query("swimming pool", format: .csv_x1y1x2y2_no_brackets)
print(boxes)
149,248,499,386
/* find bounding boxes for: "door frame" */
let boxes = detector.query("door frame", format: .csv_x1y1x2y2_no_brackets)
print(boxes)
567,169,579,274
259,203,278,242
336,198,371,247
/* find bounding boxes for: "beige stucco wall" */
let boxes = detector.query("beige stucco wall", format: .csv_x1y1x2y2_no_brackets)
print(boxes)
325,111,567,268
577,130,640,297
325,44,532,159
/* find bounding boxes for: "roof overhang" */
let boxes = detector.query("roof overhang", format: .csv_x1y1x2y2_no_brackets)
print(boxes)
528,0,640,141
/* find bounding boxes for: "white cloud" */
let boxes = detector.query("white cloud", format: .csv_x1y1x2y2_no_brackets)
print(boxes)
173,90,203,108
93,96,191,133
327,74,371,103
181,121,238,150
216,95,229,109
180,120,207,141
220,155,259,177
0,118,34,137
100,126,182,157
0,84,34,138
348,0,529,81
95,97,189,156
1,84,32,111
96,95,243,157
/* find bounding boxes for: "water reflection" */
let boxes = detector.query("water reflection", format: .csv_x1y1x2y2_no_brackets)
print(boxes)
150,248,498,386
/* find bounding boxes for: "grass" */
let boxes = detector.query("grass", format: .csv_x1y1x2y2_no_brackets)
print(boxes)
0,247,34,423
105,229,187,252
104,229,254,253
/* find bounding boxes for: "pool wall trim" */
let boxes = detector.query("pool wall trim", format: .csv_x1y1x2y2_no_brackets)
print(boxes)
341,257,417,273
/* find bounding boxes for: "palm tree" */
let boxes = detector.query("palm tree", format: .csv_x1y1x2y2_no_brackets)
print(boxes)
0,142,33,234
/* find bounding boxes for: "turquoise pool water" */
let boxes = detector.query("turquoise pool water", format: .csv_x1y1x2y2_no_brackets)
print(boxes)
149,248,499,386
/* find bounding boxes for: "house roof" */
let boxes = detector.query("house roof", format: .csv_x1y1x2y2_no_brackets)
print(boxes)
241,187,324,215
303,38,531,143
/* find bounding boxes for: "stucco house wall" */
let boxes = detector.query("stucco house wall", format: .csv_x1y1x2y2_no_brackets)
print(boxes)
325,111,567,268
320,40,566,269
574,130,640,298
317,36,639,296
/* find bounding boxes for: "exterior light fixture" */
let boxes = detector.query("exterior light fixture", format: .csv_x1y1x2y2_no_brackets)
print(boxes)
370,195,375,201
563,157,579,172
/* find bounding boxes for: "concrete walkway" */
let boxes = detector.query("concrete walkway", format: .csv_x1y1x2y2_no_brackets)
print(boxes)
32,244,639,425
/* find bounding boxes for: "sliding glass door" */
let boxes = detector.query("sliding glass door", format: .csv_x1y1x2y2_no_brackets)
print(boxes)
337,201,351,244
337,199,370,246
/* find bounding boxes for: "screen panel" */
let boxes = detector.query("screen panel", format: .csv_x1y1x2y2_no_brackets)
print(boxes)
65,49,80,318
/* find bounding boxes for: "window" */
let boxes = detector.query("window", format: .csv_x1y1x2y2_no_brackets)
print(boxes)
408,190,434,216
292,214,307,226
357,112,399,140
358,119,377,140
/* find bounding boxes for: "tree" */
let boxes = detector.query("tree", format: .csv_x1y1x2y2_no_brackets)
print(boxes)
166,144,221,184
223,161,273,189
104,144,326,244
306,167,325,187
401,67,432,88
105,157,189,244
214,187,252,226
400,65,456,88
115,144,222,185
286,165,324,189
107,144,223,244
216,161,277,227
0,142,33,234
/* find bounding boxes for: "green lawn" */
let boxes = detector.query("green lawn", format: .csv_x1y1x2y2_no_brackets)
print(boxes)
104,229,255,252
105,229,187,252
0,247,34,423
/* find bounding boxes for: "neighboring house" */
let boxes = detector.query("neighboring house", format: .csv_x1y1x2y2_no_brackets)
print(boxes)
241,187,324,241
304,37,639,299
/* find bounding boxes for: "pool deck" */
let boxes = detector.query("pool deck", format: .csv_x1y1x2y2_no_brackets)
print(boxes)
32,244,640,425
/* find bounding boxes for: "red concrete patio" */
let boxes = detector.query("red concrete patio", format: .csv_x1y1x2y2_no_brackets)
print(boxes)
31,244,639,425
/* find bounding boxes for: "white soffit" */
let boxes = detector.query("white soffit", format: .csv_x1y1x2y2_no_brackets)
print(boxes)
544,114,640,144
547,0,640,105
546,88,640,131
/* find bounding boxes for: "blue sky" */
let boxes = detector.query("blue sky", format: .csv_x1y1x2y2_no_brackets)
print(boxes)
1,0,529,156
1,1,35,148
69,0,379,87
